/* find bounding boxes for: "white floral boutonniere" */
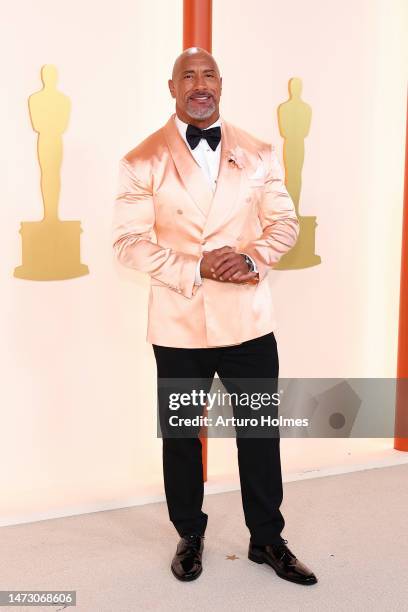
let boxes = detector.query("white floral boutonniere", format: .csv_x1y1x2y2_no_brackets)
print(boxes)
226,147,245,169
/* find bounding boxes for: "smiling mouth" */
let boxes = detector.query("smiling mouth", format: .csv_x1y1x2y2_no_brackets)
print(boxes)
189,94,213,103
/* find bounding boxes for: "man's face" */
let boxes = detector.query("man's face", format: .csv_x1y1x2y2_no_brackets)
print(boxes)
168,53,222,126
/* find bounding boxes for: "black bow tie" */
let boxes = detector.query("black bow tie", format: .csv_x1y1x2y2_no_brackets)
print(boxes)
186,124,221,151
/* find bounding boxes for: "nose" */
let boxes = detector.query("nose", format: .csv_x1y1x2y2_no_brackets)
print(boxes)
193,73,207,88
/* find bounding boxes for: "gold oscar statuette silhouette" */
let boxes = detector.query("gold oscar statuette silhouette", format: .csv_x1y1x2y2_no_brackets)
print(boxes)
14,64,89,280
274,77,321,270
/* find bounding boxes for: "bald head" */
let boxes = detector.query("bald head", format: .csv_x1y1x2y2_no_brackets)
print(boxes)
171,47,220,81
168,47,222,128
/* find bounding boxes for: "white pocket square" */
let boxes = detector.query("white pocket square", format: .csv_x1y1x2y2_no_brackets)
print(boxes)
248,161,266,180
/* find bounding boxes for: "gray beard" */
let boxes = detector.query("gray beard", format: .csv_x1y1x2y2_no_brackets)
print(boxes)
185,99,216,120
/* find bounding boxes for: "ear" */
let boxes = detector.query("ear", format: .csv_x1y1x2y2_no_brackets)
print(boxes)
168,79,176,99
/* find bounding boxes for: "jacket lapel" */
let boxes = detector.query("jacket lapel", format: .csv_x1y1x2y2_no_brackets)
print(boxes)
162,114,213,218
162,114,251,237
202,119,245,238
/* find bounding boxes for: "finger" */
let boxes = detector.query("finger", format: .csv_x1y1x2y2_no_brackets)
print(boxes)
218,263,246,280
216,255,247,275
231,272,259,283
210,253,231,274
211,253,236,273
217,263,240,279
219,263,243,280
227,272,249,283
213,252,240,271
229,270,244,281
211,262,237,280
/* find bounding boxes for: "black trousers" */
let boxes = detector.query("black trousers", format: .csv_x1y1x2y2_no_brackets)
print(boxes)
152,332,285,546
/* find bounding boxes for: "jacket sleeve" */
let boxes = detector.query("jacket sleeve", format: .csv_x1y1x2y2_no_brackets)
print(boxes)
112,157,199,298
240,144,299,281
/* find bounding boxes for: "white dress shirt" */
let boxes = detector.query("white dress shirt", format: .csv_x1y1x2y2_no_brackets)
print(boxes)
174,114,221,192
174,114,258,284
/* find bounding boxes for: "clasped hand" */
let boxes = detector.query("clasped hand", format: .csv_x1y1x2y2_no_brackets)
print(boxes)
200,246,259,284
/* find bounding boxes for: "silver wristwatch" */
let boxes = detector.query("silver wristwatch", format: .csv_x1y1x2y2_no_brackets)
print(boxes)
242,254,255,272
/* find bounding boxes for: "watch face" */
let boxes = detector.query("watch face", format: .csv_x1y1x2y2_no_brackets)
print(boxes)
244,256,254,271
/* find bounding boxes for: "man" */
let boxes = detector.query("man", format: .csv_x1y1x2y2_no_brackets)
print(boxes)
112,47,317,586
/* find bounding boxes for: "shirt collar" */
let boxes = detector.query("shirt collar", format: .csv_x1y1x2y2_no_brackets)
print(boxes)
174,114,222,144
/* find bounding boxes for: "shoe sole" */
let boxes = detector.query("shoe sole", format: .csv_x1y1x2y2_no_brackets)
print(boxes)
248,552,317,586
171,564,203,582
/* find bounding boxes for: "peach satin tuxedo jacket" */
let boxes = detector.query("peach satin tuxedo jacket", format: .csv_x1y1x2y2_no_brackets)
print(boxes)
112,114,299,348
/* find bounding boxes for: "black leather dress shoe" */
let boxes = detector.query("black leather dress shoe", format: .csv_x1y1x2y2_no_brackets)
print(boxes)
171,534,205,581
248,539,318,585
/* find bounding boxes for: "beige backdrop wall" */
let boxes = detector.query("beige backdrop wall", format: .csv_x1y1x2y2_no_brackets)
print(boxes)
209,0,408,486
0,0,407,525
